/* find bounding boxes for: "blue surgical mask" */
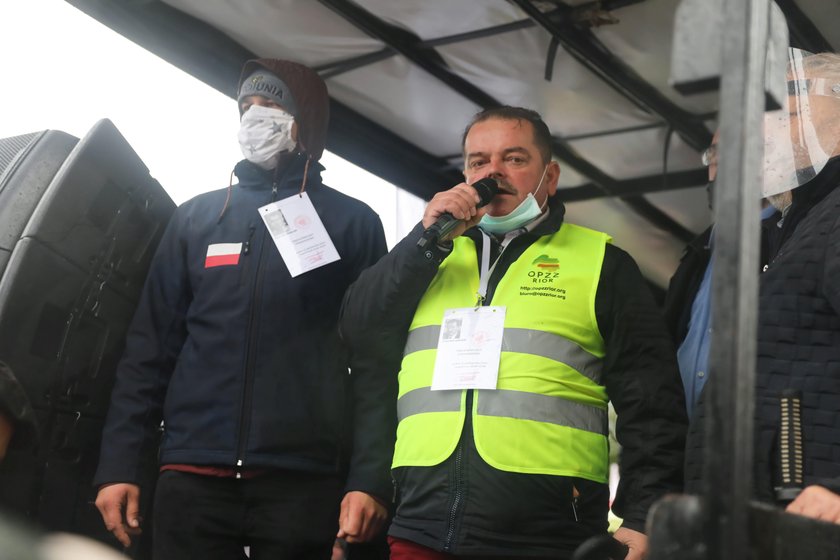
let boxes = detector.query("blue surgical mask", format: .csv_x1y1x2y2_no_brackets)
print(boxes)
479,167,549,235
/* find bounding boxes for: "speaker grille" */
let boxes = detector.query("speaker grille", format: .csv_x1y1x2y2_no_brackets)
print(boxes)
0,132,42,179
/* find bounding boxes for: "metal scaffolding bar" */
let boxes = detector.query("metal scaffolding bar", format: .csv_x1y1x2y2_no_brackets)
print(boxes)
510,0,712,151
318,0,696,241
702,0,768,557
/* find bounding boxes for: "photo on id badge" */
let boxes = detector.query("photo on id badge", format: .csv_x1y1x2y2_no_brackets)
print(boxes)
264,208,290,234
442,317,463,341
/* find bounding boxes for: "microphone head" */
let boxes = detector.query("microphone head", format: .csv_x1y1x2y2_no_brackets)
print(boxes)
471,177,499,207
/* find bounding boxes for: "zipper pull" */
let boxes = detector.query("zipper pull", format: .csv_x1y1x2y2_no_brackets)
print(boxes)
572,485,580,522
243,226,256,255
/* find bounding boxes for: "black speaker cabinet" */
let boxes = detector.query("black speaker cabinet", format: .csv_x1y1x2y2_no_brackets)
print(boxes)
0,119,175,558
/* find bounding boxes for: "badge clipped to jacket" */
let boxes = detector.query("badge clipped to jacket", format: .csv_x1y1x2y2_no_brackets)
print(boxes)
258,192,340,277
431,306,505,391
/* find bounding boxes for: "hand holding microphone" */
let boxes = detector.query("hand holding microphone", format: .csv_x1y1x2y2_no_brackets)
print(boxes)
417,178,500,249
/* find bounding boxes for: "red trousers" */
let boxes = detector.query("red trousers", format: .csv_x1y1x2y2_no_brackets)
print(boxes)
387,537,517,560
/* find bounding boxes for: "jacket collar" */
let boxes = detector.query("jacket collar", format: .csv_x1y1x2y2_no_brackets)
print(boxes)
788,155,840,216
233,155,325,193
774,155,840,242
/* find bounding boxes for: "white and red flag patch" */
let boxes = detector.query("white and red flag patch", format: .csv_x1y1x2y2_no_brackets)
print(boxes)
205,243,242,268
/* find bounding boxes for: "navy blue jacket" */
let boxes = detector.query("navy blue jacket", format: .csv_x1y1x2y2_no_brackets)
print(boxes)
94,157,392,499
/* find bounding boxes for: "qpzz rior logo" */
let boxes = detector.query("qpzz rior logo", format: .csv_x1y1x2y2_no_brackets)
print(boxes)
532,254,559,269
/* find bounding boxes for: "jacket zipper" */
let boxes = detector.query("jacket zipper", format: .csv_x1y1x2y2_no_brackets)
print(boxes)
443,234,515,549
234,186,277,478
443,389,472,552
442,236,501,549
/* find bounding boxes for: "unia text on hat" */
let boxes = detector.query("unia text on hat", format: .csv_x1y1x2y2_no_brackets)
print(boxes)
237,69,298,117
236,59,330,163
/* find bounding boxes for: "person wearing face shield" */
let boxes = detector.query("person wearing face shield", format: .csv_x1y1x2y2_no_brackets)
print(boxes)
339,106,687,559
752,50,840,523
92,59,392,558
683,49,840,524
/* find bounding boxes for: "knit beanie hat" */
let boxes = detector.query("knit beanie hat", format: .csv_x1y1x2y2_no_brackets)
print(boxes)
238,69,298,117
237,58,330,161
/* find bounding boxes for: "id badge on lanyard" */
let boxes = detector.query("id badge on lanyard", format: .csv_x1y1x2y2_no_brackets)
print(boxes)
258,192,340,277
431,231,512,391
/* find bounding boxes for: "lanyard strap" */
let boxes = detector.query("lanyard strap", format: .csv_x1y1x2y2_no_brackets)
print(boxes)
477,231,514,306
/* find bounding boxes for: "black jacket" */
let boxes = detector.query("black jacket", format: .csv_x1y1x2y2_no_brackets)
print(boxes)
754,158,840,499
663,214,780,349
94,157,393,500
684,158,840,497
339,197,687,557
663,227,713,348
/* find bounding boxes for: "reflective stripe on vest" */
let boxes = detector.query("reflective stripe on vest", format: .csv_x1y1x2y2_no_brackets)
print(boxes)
393,223,611,481
404,325,604,385
398,386,606,435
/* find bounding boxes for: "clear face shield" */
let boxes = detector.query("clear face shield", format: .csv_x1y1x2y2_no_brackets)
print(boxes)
762,48,840,198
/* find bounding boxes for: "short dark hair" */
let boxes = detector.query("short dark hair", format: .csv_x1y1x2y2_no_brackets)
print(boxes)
461,106,553,164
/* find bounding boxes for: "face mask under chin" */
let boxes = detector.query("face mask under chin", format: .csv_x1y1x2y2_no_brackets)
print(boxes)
479,166,549,234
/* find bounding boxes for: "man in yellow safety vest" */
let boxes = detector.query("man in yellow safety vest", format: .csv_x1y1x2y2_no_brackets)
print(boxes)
340,106,688,560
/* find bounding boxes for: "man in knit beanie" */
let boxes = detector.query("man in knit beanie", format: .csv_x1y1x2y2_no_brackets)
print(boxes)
93,58,393,559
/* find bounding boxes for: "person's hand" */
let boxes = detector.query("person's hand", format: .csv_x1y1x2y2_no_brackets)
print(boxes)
786,485,840,524
336,490,388,544
94,483,142,547
0,412,14,461
421,183,486,240
613,526,648,560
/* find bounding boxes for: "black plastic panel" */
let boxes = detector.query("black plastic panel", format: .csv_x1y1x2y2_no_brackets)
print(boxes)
0,409,156,557
22,119,173,302
0,131,42,179
0,237,135,414
0,130,79,275
0,119,174,557
0,119,174,416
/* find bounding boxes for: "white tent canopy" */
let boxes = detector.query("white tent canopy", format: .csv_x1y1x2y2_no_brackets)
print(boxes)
65,0,840,288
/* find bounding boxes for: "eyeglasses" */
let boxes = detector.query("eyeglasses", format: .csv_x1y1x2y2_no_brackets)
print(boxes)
787,78,840,96
701,144,717,167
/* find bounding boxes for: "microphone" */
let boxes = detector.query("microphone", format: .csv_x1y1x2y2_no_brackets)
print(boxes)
417,178,499,250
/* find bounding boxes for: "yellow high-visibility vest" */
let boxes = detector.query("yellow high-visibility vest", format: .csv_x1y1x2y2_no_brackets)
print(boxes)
393,223,611,482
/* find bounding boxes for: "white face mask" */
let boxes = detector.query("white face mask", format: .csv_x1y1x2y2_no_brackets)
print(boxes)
238,105,297,169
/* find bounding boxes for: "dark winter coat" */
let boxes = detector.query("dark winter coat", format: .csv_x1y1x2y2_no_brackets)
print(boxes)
94,155,392,499
754,158,840,499
684,158,840,498
663,226,712,348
